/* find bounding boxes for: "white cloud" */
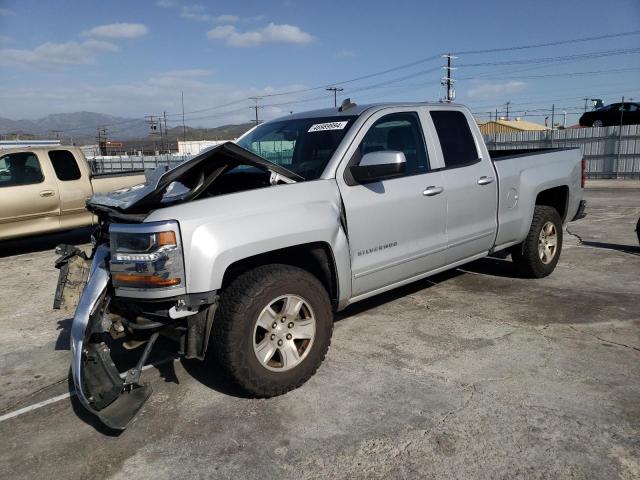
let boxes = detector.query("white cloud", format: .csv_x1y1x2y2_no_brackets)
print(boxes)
335,49,356,59
0,40,119,67
467,81,527,100
216,14,239,23
180,5,212,22
83,23,149,39
207,22,314,47
0,8,15,16
0,75,311,126
159,68,212,78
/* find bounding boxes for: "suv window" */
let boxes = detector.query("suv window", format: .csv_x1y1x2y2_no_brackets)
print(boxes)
430,111,478,168
358,112,429,174
0,152,45,188
48,150,81,181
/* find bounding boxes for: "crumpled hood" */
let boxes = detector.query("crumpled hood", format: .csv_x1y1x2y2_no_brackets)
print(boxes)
87,142,302,214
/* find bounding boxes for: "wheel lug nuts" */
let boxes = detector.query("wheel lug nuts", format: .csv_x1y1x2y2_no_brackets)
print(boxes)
286,333,292,340
281,317,286,323
272,322,277,329
277,339,283,346
270,334,276,340
288,322,294,329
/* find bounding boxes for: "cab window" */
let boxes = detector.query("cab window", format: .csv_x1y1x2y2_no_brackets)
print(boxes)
358,112,430,174
0,152,45,187
430,110,479,168
48,150,82,181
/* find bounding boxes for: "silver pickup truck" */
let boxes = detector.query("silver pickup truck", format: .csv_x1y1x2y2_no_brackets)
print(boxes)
55,101,586,429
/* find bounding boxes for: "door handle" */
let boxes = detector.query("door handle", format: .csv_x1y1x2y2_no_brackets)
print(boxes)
39,190,55,197
423,186,444,196
477,176,495,185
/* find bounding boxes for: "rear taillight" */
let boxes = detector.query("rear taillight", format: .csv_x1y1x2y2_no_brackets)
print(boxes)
581,158,586,188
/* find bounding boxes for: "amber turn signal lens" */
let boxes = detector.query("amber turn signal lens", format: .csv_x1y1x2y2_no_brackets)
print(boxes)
157,231,177,247
112,273,181,288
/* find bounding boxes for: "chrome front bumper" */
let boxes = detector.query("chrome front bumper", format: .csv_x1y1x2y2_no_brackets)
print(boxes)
70,244,110,409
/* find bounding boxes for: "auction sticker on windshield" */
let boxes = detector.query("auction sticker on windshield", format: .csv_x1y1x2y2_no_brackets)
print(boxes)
308,121,349,132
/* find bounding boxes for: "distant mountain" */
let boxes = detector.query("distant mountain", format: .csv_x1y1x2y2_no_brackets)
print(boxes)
0,112,149,142
0,112,254,144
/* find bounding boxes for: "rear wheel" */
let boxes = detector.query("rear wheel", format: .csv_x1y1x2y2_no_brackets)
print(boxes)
212,264,333,397
512,205,563,278
592,119,604,127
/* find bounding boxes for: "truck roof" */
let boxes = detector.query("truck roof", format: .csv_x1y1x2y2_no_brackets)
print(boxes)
277,101,465,122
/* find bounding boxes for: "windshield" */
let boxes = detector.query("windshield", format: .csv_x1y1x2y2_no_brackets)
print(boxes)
236,116,357,180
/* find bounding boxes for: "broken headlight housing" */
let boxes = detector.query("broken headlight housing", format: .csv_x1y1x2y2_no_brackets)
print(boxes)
109,221,186,298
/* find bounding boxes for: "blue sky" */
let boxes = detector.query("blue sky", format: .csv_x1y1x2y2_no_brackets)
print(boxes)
0,0,639,128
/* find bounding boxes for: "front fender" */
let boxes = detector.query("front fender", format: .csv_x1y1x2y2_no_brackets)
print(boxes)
145,180,352,306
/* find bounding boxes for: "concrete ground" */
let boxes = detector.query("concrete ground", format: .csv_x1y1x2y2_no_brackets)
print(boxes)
0,183,638,479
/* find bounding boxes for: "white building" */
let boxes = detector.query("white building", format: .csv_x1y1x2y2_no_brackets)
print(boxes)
177,140,230,156
0,139,61,150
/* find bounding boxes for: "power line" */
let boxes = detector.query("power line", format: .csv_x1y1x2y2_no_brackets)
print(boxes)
455,29,640,55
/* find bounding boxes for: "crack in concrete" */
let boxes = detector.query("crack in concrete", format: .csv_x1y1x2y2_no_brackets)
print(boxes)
565,225,584,245
439,383,476,424
569,326,640,354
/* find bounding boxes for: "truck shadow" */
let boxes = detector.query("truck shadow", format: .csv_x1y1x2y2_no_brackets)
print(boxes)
0,227,92,258
580,240,640,256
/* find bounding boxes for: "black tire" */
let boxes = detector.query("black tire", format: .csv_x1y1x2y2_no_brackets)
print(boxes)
211,264,333,397
512,205,563,278
636,217,640,245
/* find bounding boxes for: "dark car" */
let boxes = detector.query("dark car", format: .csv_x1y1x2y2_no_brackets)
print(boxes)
579,102,640,127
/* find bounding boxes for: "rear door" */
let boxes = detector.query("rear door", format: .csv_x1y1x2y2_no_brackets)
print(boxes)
336,108,448,298
428,109,498,263
0,150,60,239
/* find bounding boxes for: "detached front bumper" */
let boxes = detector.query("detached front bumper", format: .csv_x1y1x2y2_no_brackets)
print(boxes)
64,245,153,430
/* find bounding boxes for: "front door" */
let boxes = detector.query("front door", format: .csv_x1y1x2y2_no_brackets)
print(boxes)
0,151,60,239
338,110,448,297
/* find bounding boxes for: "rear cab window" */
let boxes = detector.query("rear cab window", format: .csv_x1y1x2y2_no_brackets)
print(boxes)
0,152,45,187
430,110,479,168
48,150,82,181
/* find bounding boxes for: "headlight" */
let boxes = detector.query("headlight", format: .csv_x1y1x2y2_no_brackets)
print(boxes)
109,221,186,297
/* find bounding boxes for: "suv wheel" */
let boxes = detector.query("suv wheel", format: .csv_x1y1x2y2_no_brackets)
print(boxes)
212,264,333,397
512,205,563,278
592,119,604,127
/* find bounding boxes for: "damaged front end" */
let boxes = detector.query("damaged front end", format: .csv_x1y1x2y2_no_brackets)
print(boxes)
54,142,301,430
55,233,217,430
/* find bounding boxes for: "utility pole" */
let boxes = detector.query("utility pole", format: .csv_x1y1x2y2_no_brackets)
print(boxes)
51,130,63,141
163,111,169,153
617,96,625,178
583,97,590,113
145,115,162,154
181,90,186,143
550,104,555,148
441,54,457,102
325,87,344,107
249,97,262,126
96,126,108,155
505,101,511,120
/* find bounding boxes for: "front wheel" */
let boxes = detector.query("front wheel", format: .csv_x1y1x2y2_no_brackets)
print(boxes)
212,264,333,397
512,205,563,278
592,119,604,128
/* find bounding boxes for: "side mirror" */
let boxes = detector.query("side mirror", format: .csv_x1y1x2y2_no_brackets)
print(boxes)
349,151,406,184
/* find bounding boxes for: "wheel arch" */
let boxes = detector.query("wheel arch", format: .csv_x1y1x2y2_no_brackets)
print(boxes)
535,185,569,222
220,242,340,308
